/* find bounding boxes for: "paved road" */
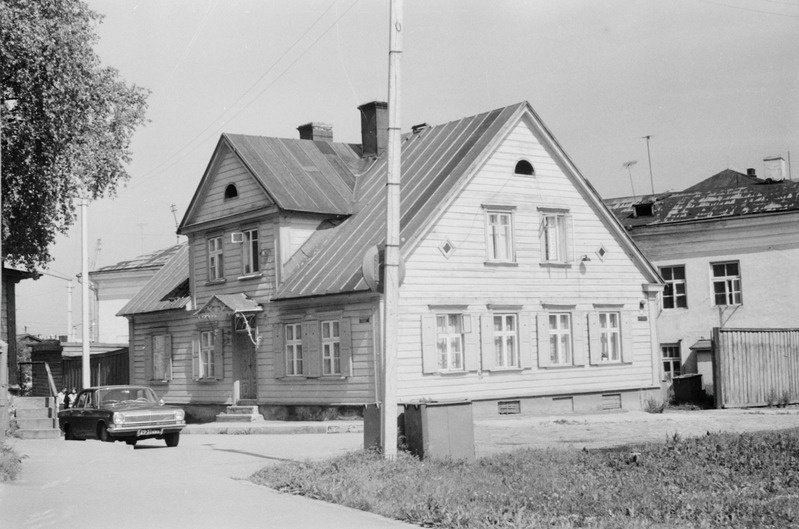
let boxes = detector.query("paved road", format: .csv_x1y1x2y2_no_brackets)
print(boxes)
0,433,414,529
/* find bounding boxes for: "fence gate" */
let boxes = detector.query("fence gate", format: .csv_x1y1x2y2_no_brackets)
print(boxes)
713,327,799,408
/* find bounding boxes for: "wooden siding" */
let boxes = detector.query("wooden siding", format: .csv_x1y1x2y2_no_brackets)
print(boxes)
395,120,657,401
714,328,799,408
191,146,274,226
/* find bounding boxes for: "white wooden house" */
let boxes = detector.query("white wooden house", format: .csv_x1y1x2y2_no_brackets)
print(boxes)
120,102,664,421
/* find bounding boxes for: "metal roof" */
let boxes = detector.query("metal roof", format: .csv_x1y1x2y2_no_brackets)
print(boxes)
91,244,184,274
605,176,799,230
222,134,368,215
117,244,190,316
273,103,525,300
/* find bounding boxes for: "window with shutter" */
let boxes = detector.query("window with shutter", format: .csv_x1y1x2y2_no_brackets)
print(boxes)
538,209,574,265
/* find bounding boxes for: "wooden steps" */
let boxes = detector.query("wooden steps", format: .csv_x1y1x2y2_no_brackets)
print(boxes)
215,405,264,423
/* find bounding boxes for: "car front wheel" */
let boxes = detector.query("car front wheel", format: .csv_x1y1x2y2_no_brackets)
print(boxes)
164,432,180,447
98,424,114,443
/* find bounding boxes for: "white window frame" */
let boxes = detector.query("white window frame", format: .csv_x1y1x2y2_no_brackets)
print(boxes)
661,344,681,381
661,265,687,309
711,261,742,306
539,210,573,264
493,313,518,368
199,330,215,379
285,323,303,376
436,313,464,372
548,313,572,365
598,312,621,362
152,334,171,380
483,206,515,263
208,236,224,280
242,228,259,275
321,320,341,375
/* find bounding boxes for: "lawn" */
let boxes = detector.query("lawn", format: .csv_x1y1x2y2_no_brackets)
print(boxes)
250,428,799,528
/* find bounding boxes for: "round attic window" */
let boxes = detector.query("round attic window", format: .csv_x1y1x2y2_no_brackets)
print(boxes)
224,184,238,199
514,160,535,176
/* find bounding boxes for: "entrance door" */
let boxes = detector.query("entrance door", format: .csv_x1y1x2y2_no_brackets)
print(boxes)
233,332,257,401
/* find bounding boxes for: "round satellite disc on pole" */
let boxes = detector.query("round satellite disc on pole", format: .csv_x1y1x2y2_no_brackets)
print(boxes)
362,244,405,293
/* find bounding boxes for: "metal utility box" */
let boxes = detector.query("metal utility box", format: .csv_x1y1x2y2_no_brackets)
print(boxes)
403,400,474,460
672,373,704,405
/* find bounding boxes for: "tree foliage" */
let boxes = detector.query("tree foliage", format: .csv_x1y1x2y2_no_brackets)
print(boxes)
1,0,149,270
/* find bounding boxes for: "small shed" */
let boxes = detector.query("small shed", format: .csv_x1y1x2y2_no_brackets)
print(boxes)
29,340,129,395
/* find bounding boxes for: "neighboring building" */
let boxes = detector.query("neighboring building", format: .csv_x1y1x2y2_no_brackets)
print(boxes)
121,101,664,420
89,244,184,343
605,159,798,393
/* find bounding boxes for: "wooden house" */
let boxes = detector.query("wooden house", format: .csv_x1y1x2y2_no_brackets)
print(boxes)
121,102,664,421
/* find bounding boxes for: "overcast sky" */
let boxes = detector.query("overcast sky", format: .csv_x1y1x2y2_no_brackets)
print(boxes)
16,0,798,338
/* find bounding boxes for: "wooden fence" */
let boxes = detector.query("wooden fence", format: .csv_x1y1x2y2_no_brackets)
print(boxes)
713,328,799,408
62,349,129,390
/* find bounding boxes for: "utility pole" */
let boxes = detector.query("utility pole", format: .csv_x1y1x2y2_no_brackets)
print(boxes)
81,199,90,389
0,94,7,440
643,135,656,196
382,0,402,459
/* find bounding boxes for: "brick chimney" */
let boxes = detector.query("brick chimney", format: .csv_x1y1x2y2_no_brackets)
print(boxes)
763,156,787,181
297,122,333,142
357,101,388,157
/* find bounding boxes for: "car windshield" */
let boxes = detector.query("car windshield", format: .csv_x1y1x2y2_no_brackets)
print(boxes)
98,387,158,406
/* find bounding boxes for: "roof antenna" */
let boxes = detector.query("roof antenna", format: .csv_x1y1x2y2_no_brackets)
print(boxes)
642,135,656,197
170,204,180,244
622,161,638,202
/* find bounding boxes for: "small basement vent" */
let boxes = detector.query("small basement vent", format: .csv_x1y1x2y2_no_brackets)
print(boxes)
601,393,622,411
498,400,521,415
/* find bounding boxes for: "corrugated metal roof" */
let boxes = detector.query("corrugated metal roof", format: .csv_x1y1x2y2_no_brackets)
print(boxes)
223,134,367,215
117,244,191,316
273,103,525,300
92,244,184,274
605,178,799,230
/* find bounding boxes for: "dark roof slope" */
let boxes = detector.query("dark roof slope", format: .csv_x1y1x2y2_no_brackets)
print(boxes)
222,134,368,215
605,179,799,230
273,103,527,300
682,169,763,193
117,244,190,316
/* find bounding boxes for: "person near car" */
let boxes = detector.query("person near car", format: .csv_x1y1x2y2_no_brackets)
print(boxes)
57,388,67,410
68,388,78,408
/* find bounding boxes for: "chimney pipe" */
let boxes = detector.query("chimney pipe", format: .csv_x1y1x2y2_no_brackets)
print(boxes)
746,168,756,177
297,122,333,142
763,156,787,181
357,101,388,157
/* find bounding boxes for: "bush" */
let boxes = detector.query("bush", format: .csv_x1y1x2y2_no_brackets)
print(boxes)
644,398,665,414
0,443,23,482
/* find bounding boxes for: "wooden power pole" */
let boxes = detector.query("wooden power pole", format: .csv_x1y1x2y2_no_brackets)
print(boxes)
382,0,402,459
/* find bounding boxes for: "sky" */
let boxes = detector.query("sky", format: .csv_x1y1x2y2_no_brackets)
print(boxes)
15,0,799,338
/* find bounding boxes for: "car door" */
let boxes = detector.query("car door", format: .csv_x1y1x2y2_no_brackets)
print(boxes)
71,391,93,438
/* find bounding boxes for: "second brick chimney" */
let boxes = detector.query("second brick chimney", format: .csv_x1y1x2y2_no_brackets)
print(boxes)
358,101,388,157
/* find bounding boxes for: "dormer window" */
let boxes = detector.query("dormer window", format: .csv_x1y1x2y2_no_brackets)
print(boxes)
633,202,654,217
224,184,238,200
514,160,535,176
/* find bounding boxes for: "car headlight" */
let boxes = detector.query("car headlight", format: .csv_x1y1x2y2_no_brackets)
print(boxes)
113,412,125,425
174,409,185,421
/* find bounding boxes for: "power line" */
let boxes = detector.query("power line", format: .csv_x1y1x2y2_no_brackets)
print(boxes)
697,0,799,18
130,0,357,189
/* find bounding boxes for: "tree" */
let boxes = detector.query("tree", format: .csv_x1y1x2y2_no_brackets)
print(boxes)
0,0,149,270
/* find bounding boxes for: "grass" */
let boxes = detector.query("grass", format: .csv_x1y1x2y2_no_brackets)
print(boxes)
250,428,799,528
0,442,23,482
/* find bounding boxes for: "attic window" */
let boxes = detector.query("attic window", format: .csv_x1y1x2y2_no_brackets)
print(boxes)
224,184,238,200
514,160,535,176
633,202,654,217
160,279,190,302
439,239,456,259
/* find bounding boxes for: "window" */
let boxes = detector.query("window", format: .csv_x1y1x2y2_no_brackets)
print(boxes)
539,211,573,264
598,312,620,362
321,320,341,375
208,236,224,280
661,344,681,381
712,261,741,306
661,265,687,309
199,331,216,378
224,184,238,199
436,314,464,371
152,334,172,380
242,229,259,275
285,323,303,376
548,313,572,365
485,208,515,262
514,159,534,175
493,314,518,368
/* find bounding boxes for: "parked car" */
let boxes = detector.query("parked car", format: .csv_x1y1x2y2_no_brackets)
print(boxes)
58,385,186,447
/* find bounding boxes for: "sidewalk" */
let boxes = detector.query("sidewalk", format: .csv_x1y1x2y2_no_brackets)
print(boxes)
183,419,363,435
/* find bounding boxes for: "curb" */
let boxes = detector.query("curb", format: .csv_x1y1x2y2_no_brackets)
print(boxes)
183,421,364,435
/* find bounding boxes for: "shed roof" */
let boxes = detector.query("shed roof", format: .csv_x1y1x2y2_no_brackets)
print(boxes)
117,244,190,316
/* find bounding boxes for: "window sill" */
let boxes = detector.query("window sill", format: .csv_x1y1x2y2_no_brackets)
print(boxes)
486,367,524,373
435,370,468,376
540,262,572,269
237,272,263,281
205,278,226,286
713,303,742,308
484,261,519,267
194,378,221,383
320,375,347,380
663,307,689,311
148,379,170,385
539,364,584,369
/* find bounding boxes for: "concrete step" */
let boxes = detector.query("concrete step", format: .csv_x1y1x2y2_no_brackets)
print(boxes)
15,428,62,440
225,406,259,415
16,417,58,430
215,413,259,423
16,407,54,419
12,396,53,409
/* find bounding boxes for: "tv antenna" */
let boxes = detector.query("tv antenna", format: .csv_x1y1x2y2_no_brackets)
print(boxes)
170,203,180,244
622,161,638,202
642,135,656,196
